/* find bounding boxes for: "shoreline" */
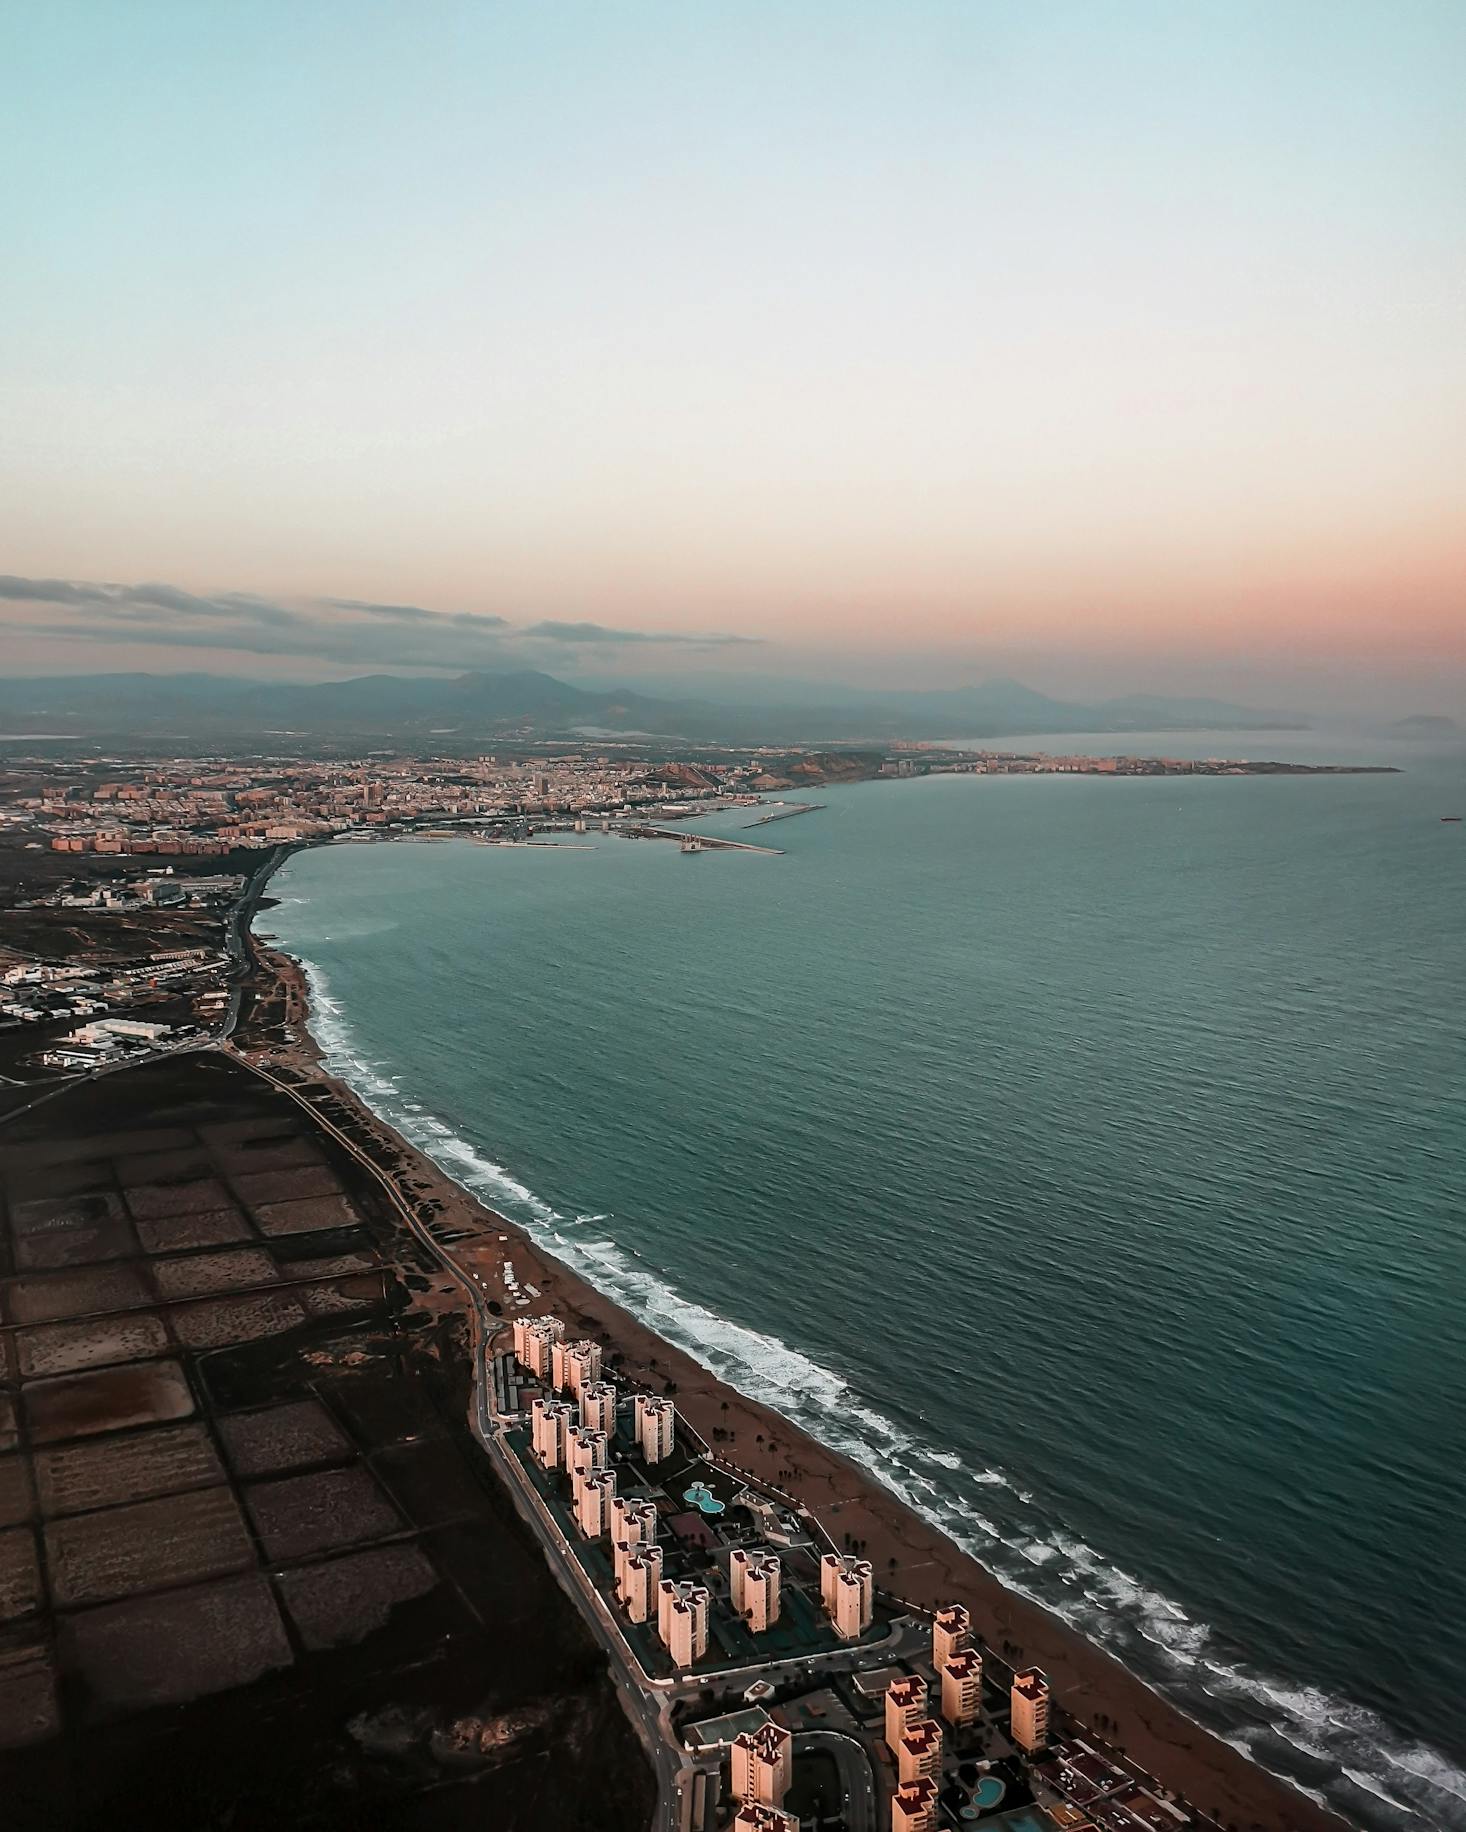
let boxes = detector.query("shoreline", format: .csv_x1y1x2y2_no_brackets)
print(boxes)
230,848,1361,1832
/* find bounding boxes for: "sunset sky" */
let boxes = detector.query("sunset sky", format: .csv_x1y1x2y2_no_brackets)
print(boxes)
3,2,1463,713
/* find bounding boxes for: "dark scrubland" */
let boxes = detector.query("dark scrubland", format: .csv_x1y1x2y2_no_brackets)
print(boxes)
0,1053,653,1830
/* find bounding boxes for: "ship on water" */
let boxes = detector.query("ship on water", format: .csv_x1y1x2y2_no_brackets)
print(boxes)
680,835,704,853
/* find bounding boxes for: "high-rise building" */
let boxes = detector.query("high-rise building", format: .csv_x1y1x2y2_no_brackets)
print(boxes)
891,1778,939,1831
1010,1668,1050,1754
729,1550,782,1632
529,1397,575,1470
609,1494,657,1549
579,1379,618,1434
731,1809,797,1832
941,1649,983,1727
884,1676,928,1754
656,1579,710,1668
730,1722,792,1807
634,1393,676,1463
566,1424,609,1477
552,1337,602,1396
932,1602,970,1672
619,1543,664,1622
574,1467,617,1537
896,1718,943,1786
513,1314,563,1379
820,1553,873,1639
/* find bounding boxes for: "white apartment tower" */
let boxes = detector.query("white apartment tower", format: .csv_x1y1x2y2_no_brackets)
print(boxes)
579,1379,618,1435
731,1722,792,1808
891,1778,939,1832
634,1393,676,1463
513,1314,564,1379
941,1648,983,1727
729,1722,791,1810
566,1424,609,1477
729,1550,782,1632
820,1553,873,1639
529,1397,575,1470
896,1718,943,1787
884,1675,928,1754
609,1495,657,1550
656,1579,710,1668
552,1337,602,1396
932,1602,970,1671
574,1467,617,1538
1010,1667,1050,1753
618,1543,664,1622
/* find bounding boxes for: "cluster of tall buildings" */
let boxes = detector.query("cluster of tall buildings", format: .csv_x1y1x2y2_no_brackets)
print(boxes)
881,1605,1051,1831
518,1315,733,1671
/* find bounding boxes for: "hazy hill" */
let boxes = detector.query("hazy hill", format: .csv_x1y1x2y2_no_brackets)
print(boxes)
0,669,1303,750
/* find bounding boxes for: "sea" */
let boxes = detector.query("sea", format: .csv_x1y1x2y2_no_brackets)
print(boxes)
267,727,1466,1831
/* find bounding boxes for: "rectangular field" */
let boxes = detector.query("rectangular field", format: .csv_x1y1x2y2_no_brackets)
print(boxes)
23,1361,195,1445
35,1422,225,1517
244,1466,402,1560
44,1485,254,1606
16,1312,170,1380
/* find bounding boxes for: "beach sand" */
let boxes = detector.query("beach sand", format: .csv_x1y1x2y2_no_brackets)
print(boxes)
241,943,1350,1832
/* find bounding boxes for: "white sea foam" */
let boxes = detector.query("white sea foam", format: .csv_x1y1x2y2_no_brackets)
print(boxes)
284,945,1466,1832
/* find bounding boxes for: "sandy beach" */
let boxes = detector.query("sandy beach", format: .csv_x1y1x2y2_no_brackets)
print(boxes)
240,938,1352,1832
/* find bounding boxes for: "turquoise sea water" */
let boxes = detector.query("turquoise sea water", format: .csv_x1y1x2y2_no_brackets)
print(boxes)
269,730,1466,1831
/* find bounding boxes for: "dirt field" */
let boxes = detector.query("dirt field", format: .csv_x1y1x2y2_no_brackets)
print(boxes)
218,1398,351,1478
16,1312,170,1379
0,1051,654,1831
23,1360,196,1444
34,1422,224,1516
44,1484,255,1605
244,1464,404,1560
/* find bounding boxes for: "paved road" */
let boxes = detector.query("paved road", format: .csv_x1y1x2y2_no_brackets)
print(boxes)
793,1728,880,1832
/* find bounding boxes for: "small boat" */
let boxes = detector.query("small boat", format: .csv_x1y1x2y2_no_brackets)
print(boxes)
1443,815,1462,823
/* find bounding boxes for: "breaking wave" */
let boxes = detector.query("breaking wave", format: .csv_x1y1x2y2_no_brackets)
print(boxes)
290,948,1466,1832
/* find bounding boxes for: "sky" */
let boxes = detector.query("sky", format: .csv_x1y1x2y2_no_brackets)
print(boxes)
2,1,1463,715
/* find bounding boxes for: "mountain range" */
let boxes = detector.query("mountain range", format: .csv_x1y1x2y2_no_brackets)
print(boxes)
0,669,1306,750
